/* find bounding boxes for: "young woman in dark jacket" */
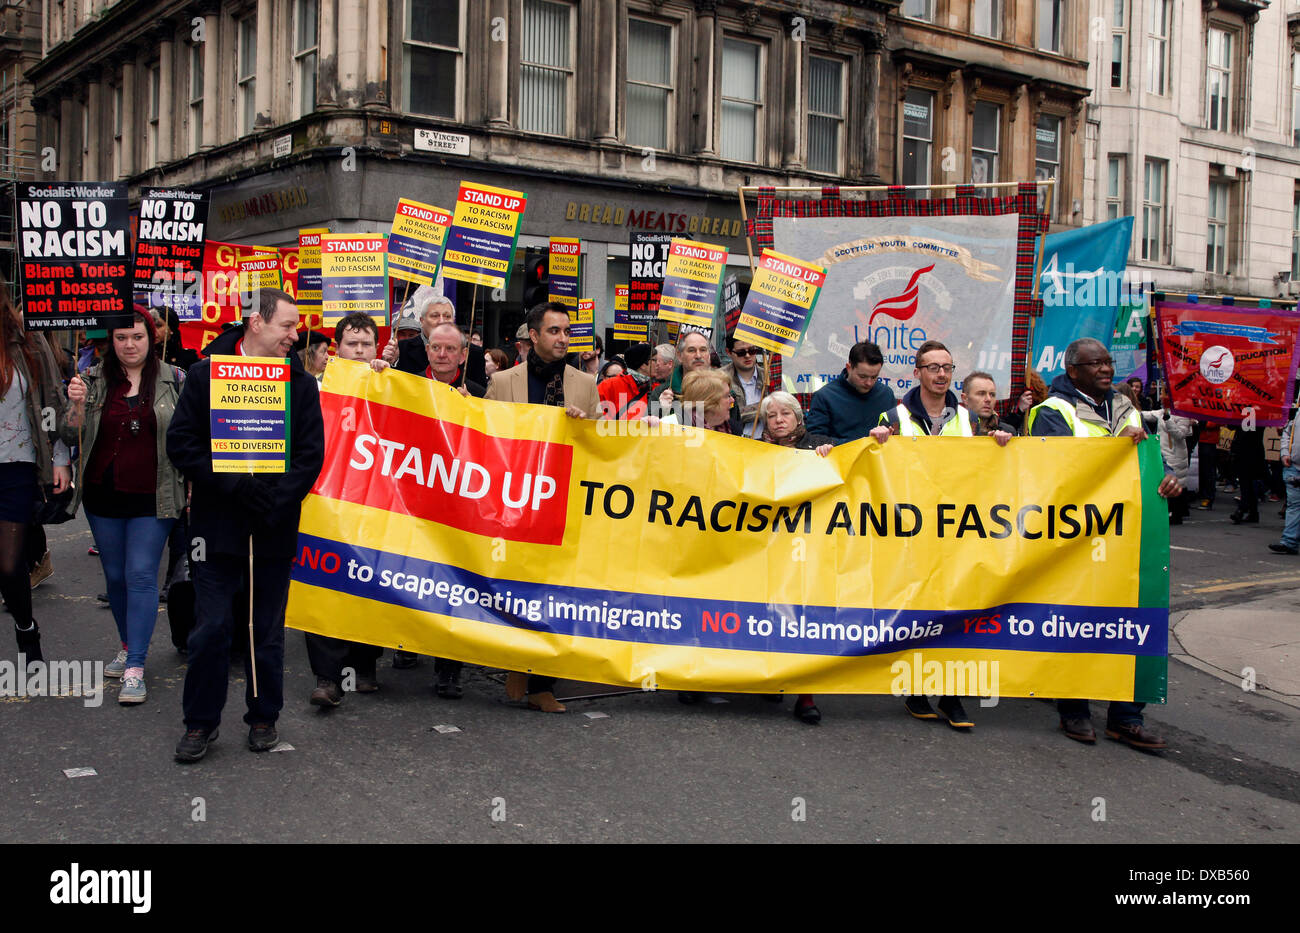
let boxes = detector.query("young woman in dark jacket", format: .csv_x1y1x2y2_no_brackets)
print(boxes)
0,288,73,663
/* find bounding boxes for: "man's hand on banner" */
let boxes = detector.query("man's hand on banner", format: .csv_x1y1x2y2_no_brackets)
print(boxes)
564,405,586,419
991,430,1012,447
815,444,832,457
1119,425,1147,443
370,359,390,373
869,425,893,445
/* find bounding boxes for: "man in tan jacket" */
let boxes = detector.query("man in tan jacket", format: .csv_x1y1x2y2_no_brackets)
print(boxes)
484,302,598,711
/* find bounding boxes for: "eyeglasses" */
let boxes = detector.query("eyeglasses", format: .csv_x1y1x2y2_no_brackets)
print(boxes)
1075,358,1115,368
919,364,955,374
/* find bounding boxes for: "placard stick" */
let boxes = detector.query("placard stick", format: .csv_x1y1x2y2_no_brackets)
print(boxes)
248,533,257,697
463,282,478,387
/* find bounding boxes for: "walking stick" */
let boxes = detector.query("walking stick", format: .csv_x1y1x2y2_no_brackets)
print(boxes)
247,537,257,697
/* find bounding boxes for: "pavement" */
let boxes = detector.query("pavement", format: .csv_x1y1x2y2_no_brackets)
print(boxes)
1,482,1297,845
1168,491,1300,709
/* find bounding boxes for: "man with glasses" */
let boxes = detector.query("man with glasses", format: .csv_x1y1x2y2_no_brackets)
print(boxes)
806,341,897,444
723,335,764,438
870,340,1009,732
1027,337,1182,751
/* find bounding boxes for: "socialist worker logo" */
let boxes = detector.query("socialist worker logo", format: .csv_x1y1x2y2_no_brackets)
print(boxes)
868,264,935,327
1199,345,1234,385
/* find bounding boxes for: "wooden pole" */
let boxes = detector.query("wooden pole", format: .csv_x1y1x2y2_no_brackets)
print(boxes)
463,282,478,387
247,533,257,697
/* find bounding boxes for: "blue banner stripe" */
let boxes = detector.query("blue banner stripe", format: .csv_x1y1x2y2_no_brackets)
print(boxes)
291,533,1167,659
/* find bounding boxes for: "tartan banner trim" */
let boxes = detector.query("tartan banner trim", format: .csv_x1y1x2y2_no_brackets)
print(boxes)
744,182,1045,413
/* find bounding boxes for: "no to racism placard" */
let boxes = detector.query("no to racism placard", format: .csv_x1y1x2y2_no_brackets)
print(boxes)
387,200,452,286
18,181,133,330
209,355,290,473
613,284,645,341
733,249,827,356
1156,300,1300,427
628,232,672,331
548,237,581,311
132,187,209,320
657,239,728,329
321,234,388,326
440,182,527,289
296,228,328,319
570,298,595,353
288,361,1168,701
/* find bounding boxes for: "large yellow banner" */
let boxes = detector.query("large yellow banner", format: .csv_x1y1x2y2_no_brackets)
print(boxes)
286,361,1169,702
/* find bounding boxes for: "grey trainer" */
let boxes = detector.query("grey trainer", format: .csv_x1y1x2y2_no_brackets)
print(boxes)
119,674,147,705
105,649,127,679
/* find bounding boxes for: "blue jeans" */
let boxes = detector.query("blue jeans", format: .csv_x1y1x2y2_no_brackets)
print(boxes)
84,511,176,669
1282,465,1300,549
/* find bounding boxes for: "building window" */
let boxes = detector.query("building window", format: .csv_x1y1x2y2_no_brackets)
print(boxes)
1034,113,1060,214
807,56,844,174
1037,0,1063,53
294,0,318,119
903,0,934,22
972,0,1000,39
404,0,460,119
1205,26,1232,131
112,83,122,176
238,14,257,136
901,88,933,189
971,101,1000,195
1206,179,1230,274
626,18,673,151
1292,52,1299,146
1291,192,1299,280
720,38,762,163
1106,155,1124,220
147,64,160,167
1111,0,1125,88
520,0,573,136
190,43,204,153
1141,158,1166,263
1145,0,1169,95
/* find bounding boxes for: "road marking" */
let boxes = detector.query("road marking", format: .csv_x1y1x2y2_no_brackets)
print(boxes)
1187,572,1300,594
1170,546,1208,553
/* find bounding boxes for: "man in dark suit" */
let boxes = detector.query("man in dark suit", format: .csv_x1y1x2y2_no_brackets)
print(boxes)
484,302,598,712
167,287,325,762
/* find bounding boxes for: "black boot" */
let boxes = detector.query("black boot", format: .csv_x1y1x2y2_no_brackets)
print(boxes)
14,620,41,664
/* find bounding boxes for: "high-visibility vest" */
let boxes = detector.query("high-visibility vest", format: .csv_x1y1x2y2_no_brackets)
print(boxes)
894,403,974,437
1026,396,1140,437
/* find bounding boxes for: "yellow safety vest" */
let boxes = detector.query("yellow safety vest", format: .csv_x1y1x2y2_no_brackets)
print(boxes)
894,403,975,437
1026,396,1140,437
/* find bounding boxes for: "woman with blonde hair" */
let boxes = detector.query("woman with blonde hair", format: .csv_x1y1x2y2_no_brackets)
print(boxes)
676,368,734,432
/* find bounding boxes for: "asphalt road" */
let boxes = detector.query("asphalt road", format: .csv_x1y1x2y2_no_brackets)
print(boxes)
1,504,1295,845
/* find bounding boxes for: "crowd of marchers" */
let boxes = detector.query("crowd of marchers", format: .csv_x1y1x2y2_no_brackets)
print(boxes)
5,279,1295,763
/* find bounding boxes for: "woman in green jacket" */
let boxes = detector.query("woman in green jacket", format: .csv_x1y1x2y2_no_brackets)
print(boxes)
67,307,186,704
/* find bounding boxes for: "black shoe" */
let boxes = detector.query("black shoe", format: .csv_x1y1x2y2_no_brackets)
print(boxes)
1104,721,1167,750
174,727,219,763
1229,511,1259,524
904,695,937,720
677,691,702,704
310,677,342,707
435,667,463,699
354,669,380,693
1268,543,1299,555
937,697,974,730
1060,717,1096,743
794,697,821,725
392,650,418,669
248,723,278,752
13,621,41,664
